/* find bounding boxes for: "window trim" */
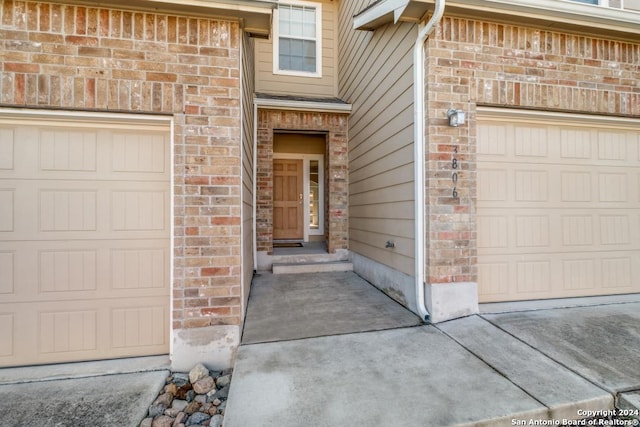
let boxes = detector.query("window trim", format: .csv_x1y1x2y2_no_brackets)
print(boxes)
273,0,323,78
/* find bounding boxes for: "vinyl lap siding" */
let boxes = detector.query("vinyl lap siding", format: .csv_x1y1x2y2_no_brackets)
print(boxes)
338,1,416,276
255,0,338,97
241,32,255,311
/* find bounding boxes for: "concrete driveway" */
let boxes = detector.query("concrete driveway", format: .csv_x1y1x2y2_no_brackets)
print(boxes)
0,356,169,427
225,272,640,427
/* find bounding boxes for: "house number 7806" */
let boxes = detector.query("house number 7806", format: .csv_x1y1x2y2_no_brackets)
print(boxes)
452,146,459,199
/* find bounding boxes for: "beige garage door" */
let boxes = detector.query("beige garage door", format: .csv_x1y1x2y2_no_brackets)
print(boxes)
0,112,171,367
477,109,640,303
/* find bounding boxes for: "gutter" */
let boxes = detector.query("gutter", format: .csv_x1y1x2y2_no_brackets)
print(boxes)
414,0,445,322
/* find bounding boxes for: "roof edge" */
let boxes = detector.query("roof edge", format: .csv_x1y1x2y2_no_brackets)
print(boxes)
354,0,640,36
254,96,352,113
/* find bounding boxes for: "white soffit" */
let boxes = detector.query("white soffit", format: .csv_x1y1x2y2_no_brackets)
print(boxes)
354,0,640,36
254,97,353,113
49,0,275,36
354,0,432,30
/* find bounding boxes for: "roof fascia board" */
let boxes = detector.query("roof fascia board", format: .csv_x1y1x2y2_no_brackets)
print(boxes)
355,0,640,35
48,0,275,35
254,98,352,113
353,0,410,30
448,0,640,34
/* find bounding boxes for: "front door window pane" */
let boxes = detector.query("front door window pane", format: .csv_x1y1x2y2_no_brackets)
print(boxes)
309,160,319,229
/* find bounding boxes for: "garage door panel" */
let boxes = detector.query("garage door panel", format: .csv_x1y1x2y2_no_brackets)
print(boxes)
112,132,168,175
0,129,14,170
40,249,98,292
514,170,549,202
1,237,169,302
0,252,14,295
562,258,596,291
0,314,14,357
514,125,548,158
516,259,551,294
560,128,593,160
111,304,166,349
0,116,170,367
561,171,592,202
40,189,98,232
0,126,169,182
515,215,549,248
601,256,633,289
39,128,98,173
0,189,13,232
561,214,595,246
39,309,98,354
111,190,167,231
111,247,167,290
478,114,640,302
0,296,169,366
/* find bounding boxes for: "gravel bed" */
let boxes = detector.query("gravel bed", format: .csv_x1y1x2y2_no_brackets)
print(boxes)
140,363,231,427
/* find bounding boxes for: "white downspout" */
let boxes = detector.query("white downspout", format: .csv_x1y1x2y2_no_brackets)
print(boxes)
414,0,445,322
253,101,258,271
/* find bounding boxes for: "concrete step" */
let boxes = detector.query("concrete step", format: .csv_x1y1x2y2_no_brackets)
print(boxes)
272,261,353,274
271,249,349,266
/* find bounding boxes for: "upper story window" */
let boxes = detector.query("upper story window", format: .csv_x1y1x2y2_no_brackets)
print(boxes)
274,1,322,77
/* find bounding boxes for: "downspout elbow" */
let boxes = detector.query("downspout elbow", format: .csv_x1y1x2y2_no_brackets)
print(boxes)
414,0,445,323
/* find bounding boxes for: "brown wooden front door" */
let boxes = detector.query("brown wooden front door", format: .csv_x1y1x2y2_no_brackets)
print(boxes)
273,159,303,240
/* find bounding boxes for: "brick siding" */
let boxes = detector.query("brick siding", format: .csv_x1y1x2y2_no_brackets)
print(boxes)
425,16,640,284
0,0,244,330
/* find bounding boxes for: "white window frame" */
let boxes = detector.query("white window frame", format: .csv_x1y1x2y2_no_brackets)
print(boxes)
273,152,325,241
566,0,632,9
273,0,323,78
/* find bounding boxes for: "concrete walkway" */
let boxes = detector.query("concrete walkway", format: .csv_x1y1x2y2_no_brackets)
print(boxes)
225,272,640,427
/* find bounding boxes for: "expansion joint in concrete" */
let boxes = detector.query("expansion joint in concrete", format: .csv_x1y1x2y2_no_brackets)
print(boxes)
477,314,614,397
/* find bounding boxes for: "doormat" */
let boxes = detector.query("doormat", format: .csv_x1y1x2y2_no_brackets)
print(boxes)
273,242,303,248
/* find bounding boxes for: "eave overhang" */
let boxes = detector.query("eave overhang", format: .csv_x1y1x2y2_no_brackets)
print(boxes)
354,0,640,38
46,0,275,37
354,0,432,31
255,95,352,114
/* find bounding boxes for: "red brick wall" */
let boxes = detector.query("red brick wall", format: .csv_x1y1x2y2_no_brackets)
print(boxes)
0,0,244,330
425,16,640,284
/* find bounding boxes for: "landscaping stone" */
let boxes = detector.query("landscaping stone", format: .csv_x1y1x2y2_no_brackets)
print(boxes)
164,383,178,396
215,374,231,389
151,415,173,427
175,384,193,400
193,376,215,394
153,392,173,408
143,366,233,427
188,364,209,384
183,401,201,415
148,404,166,418
163,407,180,418
172,373,190,387
171,399,188,412
174,412,188,425
185,412,210,426
209,414,224,427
